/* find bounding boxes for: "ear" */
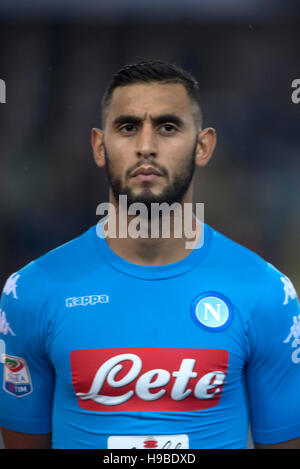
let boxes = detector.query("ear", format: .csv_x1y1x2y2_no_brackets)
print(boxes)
195,127,216,167
91,128,106,168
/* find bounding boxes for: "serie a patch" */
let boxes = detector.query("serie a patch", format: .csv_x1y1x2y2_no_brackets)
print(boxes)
2,354,33,397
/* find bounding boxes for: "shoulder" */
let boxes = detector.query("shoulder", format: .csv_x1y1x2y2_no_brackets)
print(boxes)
206,224,298,312
1,225,97,303
33,225,96,277
207,224,268,279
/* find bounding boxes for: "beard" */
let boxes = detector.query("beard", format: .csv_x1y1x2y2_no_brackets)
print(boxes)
104,140,197,212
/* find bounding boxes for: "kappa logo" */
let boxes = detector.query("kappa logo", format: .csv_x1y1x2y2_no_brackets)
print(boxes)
0,309,16,337
0,339,5,363
66,294,109,308
280,276,297,305
283,315,300,344
3,272,20,300
191,292,234,332
283,314,300,364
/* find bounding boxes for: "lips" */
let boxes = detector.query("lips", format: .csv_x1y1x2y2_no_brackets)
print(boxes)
131,166,163,178
131,166,164,182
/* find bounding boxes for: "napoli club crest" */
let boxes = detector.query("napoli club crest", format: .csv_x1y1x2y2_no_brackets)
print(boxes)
191,292,234,332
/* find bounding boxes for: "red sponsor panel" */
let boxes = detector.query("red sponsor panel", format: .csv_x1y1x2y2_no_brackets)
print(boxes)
70,347,229,412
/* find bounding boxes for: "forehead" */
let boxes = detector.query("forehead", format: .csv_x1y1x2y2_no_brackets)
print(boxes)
105,82,195,123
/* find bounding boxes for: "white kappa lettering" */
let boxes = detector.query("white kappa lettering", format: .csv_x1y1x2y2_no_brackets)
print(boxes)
283,315,300,344
3,273,20,300
0,309,16,336
76,353,226,405
291,339,300,364
280,276,297,305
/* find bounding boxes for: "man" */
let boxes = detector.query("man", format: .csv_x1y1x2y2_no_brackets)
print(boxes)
0,61,299,449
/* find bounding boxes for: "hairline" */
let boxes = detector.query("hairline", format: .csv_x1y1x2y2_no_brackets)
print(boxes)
101,80,203,130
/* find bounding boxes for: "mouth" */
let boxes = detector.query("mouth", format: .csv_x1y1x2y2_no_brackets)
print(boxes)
131,166,164,182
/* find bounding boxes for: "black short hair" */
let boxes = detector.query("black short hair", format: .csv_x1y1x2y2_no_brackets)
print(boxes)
101,61,202,128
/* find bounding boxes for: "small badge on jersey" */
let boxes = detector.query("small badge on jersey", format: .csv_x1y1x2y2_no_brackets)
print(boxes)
191,292,234,332
2,354,33,397
107,434,189,449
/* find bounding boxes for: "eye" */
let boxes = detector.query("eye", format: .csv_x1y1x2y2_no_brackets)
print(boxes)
120,124,137,133
160,124,177,134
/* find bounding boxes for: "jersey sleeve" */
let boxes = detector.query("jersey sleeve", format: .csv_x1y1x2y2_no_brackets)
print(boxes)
246,262,300,445
0,262,54,434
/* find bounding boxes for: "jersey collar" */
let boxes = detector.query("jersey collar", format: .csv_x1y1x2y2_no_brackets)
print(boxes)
92,220,212,280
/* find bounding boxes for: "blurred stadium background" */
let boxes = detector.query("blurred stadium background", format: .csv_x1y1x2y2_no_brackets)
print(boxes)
0,0,299,450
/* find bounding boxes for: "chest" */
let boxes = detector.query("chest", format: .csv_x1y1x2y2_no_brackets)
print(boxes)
46,275,249,413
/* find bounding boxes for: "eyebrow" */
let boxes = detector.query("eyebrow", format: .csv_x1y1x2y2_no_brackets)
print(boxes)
112,113,185,128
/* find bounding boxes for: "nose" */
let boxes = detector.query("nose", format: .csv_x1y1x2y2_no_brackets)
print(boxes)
135,125,157,159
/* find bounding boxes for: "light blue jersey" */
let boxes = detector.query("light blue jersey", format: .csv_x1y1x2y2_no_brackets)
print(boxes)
0,222,299,449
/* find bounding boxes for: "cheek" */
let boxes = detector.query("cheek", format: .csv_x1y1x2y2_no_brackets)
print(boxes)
166,145,195,176
105,144,127,174
108,136,135,161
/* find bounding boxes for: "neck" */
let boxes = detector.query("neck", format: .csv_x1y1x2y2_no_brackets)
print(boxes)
102,189,202,266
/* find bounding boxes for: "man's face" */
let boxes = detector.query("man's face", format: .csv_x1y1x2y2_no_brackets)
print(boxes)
102,82,200,209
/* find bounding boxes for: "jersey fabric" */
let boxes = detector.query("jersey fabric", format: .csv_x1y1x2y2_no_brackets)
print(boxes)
0,221,299,449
